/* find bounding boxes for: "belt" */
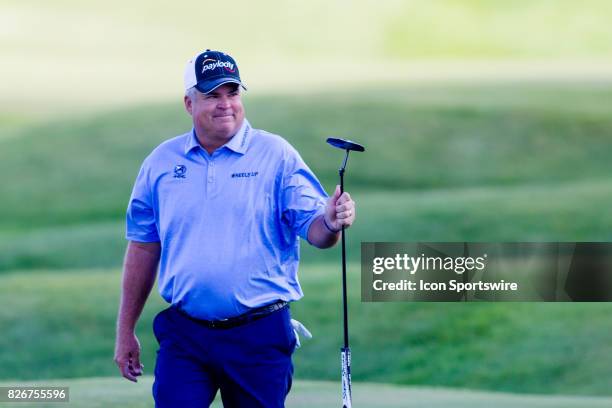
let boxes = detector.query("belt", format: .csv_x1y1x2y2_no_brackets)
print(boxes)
174,300,288,329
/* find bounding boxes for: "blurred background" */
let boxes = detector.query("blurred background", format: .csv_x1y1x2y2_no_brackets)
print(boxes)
2,0,612,406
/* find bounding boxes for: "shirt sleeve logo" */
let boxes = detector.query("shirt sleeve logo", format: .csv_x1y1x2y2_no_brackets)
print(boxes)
174,164,187,179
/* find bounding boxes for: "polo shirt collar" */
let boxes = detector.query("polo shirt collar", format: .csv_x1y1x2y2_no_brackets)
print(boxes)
223,119,251,155
183,119,252,156
184,129,201,155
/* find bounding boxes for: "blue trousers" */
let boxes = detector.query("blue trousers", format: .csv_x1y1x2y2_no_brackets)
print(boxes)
152,305,296,407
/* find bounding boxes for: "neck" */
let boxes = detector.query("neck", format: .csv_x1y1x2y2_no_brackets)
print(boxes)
197,136,225,155
194,120,244,155
195,131,232,155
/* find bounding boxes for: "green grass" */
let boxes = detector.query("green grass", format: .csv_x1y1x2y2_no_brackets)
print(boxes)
2,83,612,234
3,1,612,118
1,268,611,396
2,82,612,396
6,0,612,61
383,0,612,58
3,46,612,400
3,179,612,271
2,377,612,408
4,0,612,400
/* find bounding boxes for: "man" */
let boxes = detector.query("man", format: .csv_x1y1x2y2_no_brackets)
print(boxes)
114,49,356,407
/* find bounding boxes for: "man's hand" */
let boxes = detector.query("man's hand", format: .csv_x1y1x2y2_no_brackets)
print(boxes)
324,185,356,232
114,332,144,382
114,241,159,382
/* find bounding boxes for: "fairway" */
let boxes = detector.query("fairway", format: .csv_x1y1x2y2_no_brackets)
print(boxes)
2,78,612,397
1,377,611,408
2,80,612,397
2,268,612,396
2,83,612,271
4,0,612,402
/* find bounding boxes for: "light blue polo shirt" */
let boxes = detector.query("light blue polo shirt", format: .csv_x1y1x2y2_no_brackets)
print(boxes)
126,119,328,320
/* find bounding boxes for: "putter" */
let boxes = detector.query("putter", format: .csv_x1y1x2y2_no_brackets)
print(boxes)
326,137,365,408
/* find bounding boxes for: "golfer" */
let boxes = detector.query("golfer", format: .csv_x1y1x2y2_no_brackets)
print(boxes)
114,49,356,407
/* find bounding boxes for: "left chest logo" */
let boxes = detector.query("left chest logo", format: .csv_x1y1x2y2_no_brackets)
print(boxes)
173,165,187,179
231,171,258,179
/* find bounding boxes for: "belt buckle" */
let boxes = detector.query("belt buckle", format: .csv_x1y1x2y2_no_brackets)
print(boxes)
211,318,229,329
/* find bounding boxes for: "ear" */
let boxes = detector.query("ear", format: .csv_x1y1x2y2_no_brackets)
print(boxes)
184,95,193,115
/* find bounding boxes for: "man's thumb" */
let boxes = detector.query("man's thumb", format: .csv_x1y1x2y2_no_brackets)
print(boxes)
332,185,341,201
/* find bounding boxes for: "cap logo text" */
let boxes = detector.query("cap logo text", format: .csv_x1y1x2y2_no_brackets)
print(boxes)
202,59,235,73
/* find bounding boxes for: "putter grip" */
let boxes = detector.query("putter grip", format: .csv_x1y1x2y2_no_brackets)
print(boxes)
341,347,352,408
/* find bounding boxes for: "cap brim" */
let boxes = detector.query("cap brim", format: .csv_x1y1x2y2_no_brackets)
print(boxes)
195,78,247,94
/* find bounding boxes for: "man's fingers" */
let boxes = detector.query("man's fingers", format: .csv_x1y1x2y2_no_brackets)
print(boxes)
114,334,142,382
337,210,354,220
115,349,143,382
117,358,138,382
336,202,355,218
335,202,354,213
335,199,355,227
336,192,352,205
130,351,144,375
327,188,355,229
123,366,139,382
331,185,341,202
130,362,144,376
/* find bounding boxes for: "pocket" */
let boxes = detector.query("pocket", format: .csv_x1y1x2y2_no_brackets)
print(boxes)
280,309,298,355
152,307,171,343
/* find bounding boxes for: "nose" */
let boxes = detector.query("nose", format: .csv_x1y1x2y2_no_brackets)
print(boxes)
216,96,231,109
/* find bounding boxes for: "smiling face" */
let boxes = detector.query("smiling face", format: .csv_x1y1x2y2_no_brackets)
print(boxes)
184,83,245,153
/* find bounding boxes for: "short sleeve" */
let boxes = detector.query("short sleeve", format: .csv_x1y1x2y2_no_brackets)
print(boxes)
126,160,160,242
281,145,328,241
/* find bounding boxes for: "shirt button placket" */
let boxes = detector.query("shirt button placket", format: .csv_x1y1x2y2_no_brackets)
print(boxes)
208,161,215,195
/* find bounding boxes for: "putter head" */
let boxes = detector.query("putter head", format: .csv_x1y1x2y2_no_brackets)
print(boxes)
326,138,365,152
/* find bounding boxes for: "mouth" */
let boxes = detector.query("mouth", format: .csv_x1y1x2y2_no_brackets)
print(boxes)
213,113,234,119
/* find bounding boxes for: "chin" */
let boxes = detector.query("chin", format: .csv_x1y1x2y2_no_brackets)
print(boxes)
217,125,238,138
